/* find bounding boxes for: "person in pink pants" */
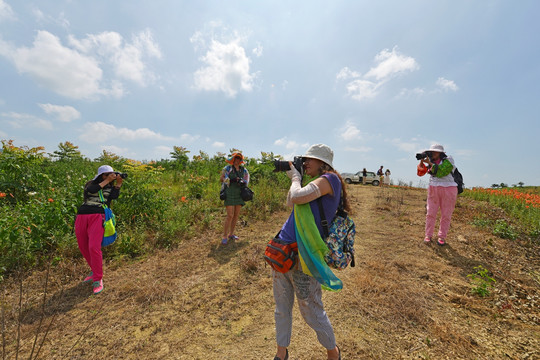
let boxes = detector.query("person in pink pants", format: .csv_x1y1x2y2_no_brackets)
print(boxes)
75,165,123,294
417,144,458,246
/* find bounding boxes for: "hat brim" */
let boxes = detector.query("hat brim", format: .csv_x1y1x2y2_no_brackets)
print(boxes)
302,155,333,169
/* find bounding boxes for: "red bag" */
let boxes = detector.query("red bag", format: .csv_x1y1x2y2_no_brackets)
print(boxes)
264,235,298,273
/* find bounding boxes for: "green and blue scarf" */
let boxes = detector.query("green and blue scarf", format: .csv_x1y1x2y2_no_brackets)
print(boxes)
294,203,343,291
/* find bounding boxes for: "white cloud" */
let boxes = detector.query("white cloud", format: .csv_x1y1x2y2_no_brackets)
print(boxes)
179,133,200,143
38,103,80,122
338,47,419,101
0,31,115,100
396,87,425,99
336,67,361,80
252,43,263,57
0,0,15,22
436,77,459,92
101,145,132,156
1,111,52,130
79,121,175,143
340,120,362,141
32,7,69,28
69,29,162,86
192,35,256,98
365,47,419,81
346,79,379,101
212,141,225,148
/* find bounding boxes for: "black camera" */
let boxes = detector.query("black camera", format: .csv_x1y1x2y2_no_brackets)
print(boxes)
415,152,430,161
115,172,128,179
273,156,304,175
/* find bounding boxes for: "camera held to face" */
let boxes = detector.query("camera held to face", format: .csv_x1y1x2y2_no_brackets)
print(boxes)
273,156,304,176
415,152,431,161
115,172,128,179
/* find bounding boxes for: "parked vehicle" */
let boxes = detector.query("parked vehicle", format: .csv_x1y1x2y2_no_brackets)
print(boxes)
341,171,380,186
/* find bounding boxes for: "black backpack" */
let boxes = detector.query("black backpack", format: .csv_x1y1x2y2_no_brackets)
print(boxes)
452,168,464,194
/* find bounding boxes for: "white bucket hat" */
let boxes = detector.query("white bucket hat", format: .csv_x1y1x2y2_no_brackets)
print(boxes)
303,143,334,168
424,144,445,153
93,165,114,180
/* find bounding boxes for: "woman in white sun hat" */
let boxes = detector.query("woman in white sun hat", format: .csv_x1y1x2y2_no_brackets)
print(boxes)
417,144,458,246
271,144,347,360
75,165,124,294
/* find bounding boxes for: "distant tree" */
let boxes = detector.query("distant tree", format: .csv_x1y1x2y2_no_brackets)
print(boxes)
50,141,83,161
500,183,508,188
491,184,499,188
95,150,125,165
170,146,190,170
518,181,524,187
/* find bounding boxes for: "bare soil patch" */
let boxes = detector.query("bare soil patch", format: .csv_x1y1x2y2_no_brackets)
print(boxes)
3,186,539,359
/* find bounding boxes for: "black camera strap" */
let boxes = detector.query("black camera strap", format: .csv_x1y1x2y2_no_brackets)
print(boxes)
316,190,345,238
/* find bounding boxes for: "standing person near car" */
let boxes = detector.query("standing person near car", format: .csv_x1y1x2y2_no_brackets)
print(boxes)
220,152,250,245
75,165,123,295
377,165,384,187
362,168,367,185
384,168,391,186
417,144,458,246
272,144,347,360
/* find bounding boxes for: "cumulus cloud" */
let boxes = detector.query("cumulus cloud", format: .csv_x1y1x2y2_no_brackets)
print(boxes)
389,138,420,153
191,27,257,98
68,29,162,86
365,47,419,80
212,141,226,148
0,0,15,22
337,47,419,101
1,111,53,130
0,28,161,100
340,120,362,141
79,122,175,143
38,103,80,122
436,77,458,92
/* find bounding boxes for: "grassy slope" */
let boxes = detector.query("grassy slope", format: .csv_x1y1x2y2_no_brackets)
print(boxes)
2,186,539,359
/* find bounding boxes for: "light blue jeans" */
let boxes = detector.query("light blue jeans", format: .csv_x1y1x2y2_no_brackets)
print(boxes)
272,269,336,349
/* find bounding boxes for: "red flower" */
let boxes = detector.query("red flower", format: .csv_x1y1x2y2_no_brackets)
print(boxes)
48,198,54,202
0,192,6,198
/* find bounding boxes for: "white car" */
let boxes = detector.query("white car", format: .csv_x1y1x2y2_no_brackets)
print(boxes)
341,171,380,186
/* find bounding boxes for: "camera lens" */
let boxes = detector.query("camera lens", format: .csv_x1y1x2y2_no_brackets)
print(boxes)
273,160,291,172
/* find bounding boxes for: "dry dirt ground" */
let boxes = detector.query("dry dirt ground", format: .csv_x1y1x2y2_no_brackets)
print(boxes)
2,186,539,359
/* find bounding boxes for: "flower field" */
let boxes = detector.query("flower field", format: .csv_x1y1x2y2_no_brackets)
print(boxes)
0,141,290,280
465,187,540,240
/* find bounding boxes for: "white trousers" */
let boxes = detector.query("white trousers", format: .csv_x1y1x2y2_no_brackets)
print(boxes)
272,269,336,349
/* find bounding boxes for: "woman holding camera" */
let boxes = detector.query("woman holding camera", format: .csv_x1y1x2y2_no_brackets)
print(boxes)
417,144,458,246
272,144,348,360
220,152,250,245
75,165,123,294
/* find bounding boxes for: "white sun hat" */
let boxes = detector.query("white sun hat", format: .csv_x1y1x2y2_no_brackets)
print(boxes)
424,144,446,153
303,143,334,168
93,165,114,180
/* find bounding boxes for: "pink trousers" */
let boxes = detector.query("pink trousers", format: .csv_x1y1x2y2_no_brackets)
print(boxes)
425,186,458,240
75,214,104,282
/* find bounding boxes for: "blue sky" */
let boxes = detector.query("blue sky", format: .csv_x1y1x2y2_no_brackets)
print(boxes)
0,0,538,188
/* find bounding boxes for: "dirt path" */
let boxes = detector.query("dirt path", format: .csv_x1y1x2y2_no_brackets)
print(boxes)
3,186,539,359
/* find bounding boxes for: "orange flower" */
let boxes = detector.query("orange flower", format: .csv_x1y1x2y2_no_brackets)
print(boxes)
48,198,54,202
180,196,187,202
0,192,6,198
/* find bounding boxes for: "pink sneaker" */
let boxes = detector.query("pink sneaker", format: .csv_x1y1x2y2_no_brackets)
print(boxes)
437,238,446,246
92,280,104,294
83,272,93,283
424,237,431,243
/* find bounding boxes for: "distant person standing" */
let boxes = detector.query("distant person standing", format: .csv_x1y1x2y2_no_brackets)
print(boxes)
362,168,367,185
384,169,391,186
220,152,250,245
417,144,458,246
377,166,384,187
